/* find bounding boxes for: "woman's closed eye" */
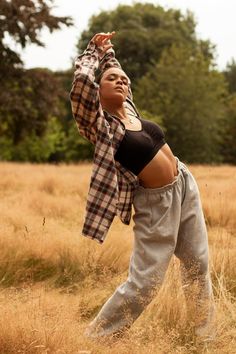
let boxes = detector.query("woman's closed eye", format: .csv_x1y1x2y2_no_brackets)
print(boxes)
108,74,128,85
122,79,129,85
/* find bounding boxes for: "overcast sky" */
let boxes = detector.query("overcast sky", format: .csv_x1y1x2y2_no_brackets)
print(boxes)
18,0,236,71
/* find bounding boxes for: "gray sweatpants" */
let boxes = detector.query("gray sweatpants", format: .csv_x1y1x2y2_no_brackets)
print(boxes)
85,158,215,338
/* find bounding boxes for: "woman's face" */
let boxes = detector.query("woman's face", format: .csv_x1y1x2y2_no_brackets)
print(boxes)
99,67,130,105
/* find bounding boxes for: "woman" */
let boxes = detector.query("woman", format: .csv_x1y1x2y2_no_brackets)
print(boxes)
70,31,215,341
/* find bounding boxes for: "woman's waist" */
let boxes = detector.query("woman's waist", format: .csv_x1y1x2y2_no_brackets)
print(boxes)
137,144,178,188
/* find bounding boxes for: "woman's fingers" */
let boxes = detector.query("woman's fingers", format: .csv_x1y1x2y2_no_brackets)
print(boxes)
101,37,110,45
91,31,116,45
91,31,115,58
97,31,115,38
96,35,111,43
105,43,113,50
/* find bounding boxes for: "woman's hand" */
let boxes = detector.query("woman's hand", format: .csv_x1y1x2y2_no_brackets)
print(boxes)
91,31,116,57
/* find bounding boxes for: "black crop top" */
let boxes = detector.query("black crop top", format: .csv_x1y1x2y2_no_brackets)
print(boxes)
114,117,166,175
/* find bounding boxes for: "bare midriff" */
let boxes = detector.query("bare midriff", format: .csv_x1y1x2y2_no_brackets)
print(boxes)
137,143,178,188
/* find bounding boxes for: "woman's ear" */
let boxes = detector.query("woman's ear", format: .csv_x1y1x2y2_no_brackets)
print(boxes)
128,85,133,101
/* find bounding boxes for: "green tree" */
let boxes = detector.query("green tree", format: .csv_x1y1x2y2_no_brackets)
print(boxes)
135,44,227,163
0,68,66,144
223,59,236,94
0,68,69,162
0,0,72,73
0,0,73,162
63,123,95,162
54,69,74,132
77,2,215,85
11,116,67,162
220,94,236,163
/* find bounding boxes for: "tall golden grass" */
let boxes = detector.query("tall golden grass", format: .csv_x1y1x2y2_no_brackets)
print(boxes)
0,162,235,353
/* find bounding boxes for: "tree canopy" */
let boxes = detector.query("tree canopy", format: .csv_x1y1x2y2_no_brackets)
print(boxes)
0,1,235,164
78,2,215,85
0,0,74,162
134,44,227,162
77,3,228,163
224,59,236,94
0,0,73,73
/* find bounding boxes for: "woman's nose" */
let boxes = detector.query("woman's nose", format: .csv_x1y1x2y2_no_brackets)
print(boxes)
116,77,123,85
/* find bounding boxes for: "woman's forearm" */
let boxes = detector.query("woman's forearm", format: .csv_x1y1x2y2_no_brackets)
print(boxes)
70,40,101,144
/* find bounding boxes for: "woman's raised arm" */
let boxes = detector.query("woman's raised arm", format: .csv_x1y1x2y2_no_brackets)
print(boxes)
70,32,115,144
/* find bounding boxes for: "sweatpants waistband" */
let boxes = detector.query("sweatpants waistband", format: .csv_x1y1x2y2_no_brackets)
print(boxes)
135,156,188,195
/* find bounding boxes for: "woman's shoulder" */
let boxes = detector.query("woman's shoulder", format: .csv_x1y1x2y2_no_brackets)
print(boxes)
125,99,140,117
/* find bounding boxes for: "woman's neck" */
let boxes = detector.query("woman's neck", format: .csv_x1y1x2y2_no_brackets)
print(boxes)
103,102,127,121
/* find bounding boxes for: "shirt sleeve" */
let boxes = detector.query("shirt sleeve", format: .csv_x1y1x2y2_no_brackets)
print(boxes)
99,47,121,71
70,41,102,145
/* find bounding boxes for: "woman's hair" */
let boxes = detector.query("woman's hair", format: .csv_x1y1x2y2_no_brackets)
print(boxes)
95,69,104,84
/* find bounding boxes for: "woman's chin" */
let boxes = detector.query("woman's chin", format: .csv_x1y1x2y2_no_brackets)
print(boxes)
109,94,126,104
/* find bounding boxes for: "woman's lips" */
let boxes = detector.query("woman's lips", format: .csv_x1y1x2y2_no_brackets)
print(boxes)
115,86,124,92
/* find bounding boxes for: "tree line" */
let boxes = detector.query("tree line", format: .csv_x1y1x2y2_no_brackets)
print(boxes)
0,1,235,163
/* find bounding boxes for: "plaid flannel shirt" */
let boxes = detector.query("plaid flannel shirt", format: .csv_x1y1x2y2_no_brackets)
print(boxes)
70,40,139,244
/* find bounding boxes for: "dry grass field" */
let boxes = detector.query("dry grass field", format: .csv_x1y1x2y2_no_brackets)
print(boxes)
0,162,235,353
